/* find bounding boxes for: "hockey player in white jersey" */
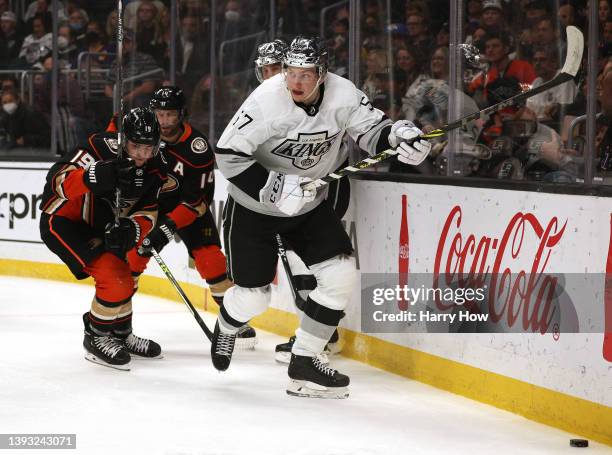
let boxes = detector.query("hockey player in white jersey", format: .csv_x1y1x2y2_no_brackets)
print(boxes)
212,36,432,399
254,38,345,363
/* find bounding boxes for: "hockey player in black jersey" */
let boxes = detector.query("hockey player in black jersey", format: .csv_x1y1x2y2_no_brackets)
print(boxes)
128,86,256,348
39,108,166,370
211,37,433,398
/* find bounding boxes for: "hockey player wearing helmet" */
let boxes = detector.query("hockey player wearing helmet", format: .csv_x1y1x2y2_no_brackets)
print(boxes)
128,87,257,349
254,39,344,364
39,107,167,370
254,38,287,83
212,36,432,398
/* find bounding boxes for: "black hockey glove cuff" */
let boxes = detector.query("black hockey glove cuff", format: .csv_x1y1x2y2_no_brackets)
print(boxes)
104,217,140,259
83,158,136,195
138,217,176,257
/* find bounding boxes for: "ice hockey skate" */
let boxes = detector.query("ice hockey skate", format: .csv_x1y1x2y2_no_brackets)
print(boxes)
287,354,349,399
211,321,236,371
235,324,257,350
82,313,131,371
117,332,163,359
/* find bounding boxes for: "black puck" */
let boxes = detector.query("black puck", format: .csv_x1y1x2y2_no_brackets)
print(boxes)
570,439,589,448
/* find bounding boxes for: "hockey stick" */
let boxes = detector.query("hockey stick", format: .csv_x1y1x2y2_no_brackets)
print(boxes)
304,26,584,191
113,0,125,223
276,234,306,311
146,244,214,341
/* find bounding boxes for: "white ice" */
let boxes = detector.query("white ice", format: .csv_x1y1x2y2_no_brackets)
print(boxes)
0,276,610,455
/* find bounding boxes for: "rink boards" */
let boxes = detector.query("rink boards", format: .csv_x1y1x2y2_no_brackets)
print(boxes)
0,161,610,446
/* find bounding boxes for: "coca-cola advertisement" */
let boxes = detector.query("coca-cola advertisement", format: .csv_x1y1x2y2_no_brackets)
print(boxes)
359,190,612,366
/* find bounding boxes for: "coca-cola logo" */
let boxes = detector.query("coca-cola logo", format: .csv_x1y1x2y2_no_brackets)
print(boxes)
433,205,567,334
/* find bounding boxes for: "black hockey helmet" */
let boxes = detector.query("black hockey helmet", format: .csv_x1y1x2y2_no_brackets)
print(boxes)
283,36,328,79
122,107,161,153
254,39,288,82
150,86,186,119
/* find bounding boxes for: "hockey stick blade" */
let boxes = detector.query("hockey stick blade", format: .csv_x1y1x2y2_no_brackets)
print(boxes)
303,26,584,191
149,247,214,341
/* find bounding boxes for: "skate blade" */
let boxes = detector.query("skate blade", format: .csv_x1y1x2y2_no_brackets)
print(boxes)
235,337,257,350
286,380,349,399
84,353,130,371
275,351,291,364
129,352,164,360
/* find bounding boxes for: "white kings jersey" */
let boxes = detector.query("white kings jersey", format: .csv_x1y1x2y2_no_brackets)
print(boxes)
215,71,393,217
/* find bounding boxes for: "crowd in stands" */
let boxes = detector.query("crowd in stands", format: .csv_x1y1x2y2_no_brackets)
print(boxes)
0,0,610,184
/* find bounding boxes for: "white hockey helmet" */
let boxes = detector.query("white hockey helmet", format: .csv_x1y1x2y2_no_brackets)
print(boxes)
254,39,288,82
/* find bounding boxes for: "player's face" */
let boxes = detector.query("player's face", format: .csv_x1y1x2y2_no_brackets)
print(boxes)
126,140,154,167
155,109,181,138
285,67,319,103
262,63,281,80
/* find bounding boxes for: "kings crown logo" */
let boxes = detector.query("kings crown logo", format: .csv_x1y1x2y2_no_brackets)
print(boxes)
270,131,340,170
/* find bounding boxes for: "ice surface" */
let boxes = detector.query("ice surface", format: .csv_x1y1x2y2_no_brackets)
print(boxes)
0,277,609,455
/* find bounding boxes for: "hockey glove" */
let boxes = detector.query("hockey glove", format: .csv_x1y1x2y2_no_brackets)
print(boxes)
104,217,140,259
83,158,136,195
387,120,432,166
259,172,315,216
137,217,177,256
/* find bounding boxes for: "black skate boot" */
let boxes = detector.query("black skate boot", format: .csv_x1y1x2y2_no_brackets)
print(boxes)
235,324,257,350
82,313,131,371
211,321,236,371
117,333,163,359
275,336,329,364
287,354,349,399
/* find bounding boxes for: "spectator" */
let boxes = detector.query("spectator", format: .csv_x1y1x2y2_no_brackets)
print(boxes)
526,45,577,124
361,14,384,54
67,8,88,44
405,12,432,62
84,20,114,66
134,0,165,64
58,22,79,69
517,0,550,59
18,14,52,65
0,89,50,150
124,0,166,30
401,47,455,130
104,29,162,109
468,32,536,107
395,47,418,78
0,11,24,68
105,9,118,42
480,0,506,32
177,15,210,97
600,0,611,24
436,21,450,48
361,48,387,102
558,3,577,29
1,75,17,94
23,0,65,25
466,0,483,37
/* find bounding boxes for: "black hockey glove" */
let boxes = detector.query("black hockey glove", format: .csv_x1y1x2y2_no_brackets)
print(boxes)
83,158,136,195
138,217,176,257
104,217,140,258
